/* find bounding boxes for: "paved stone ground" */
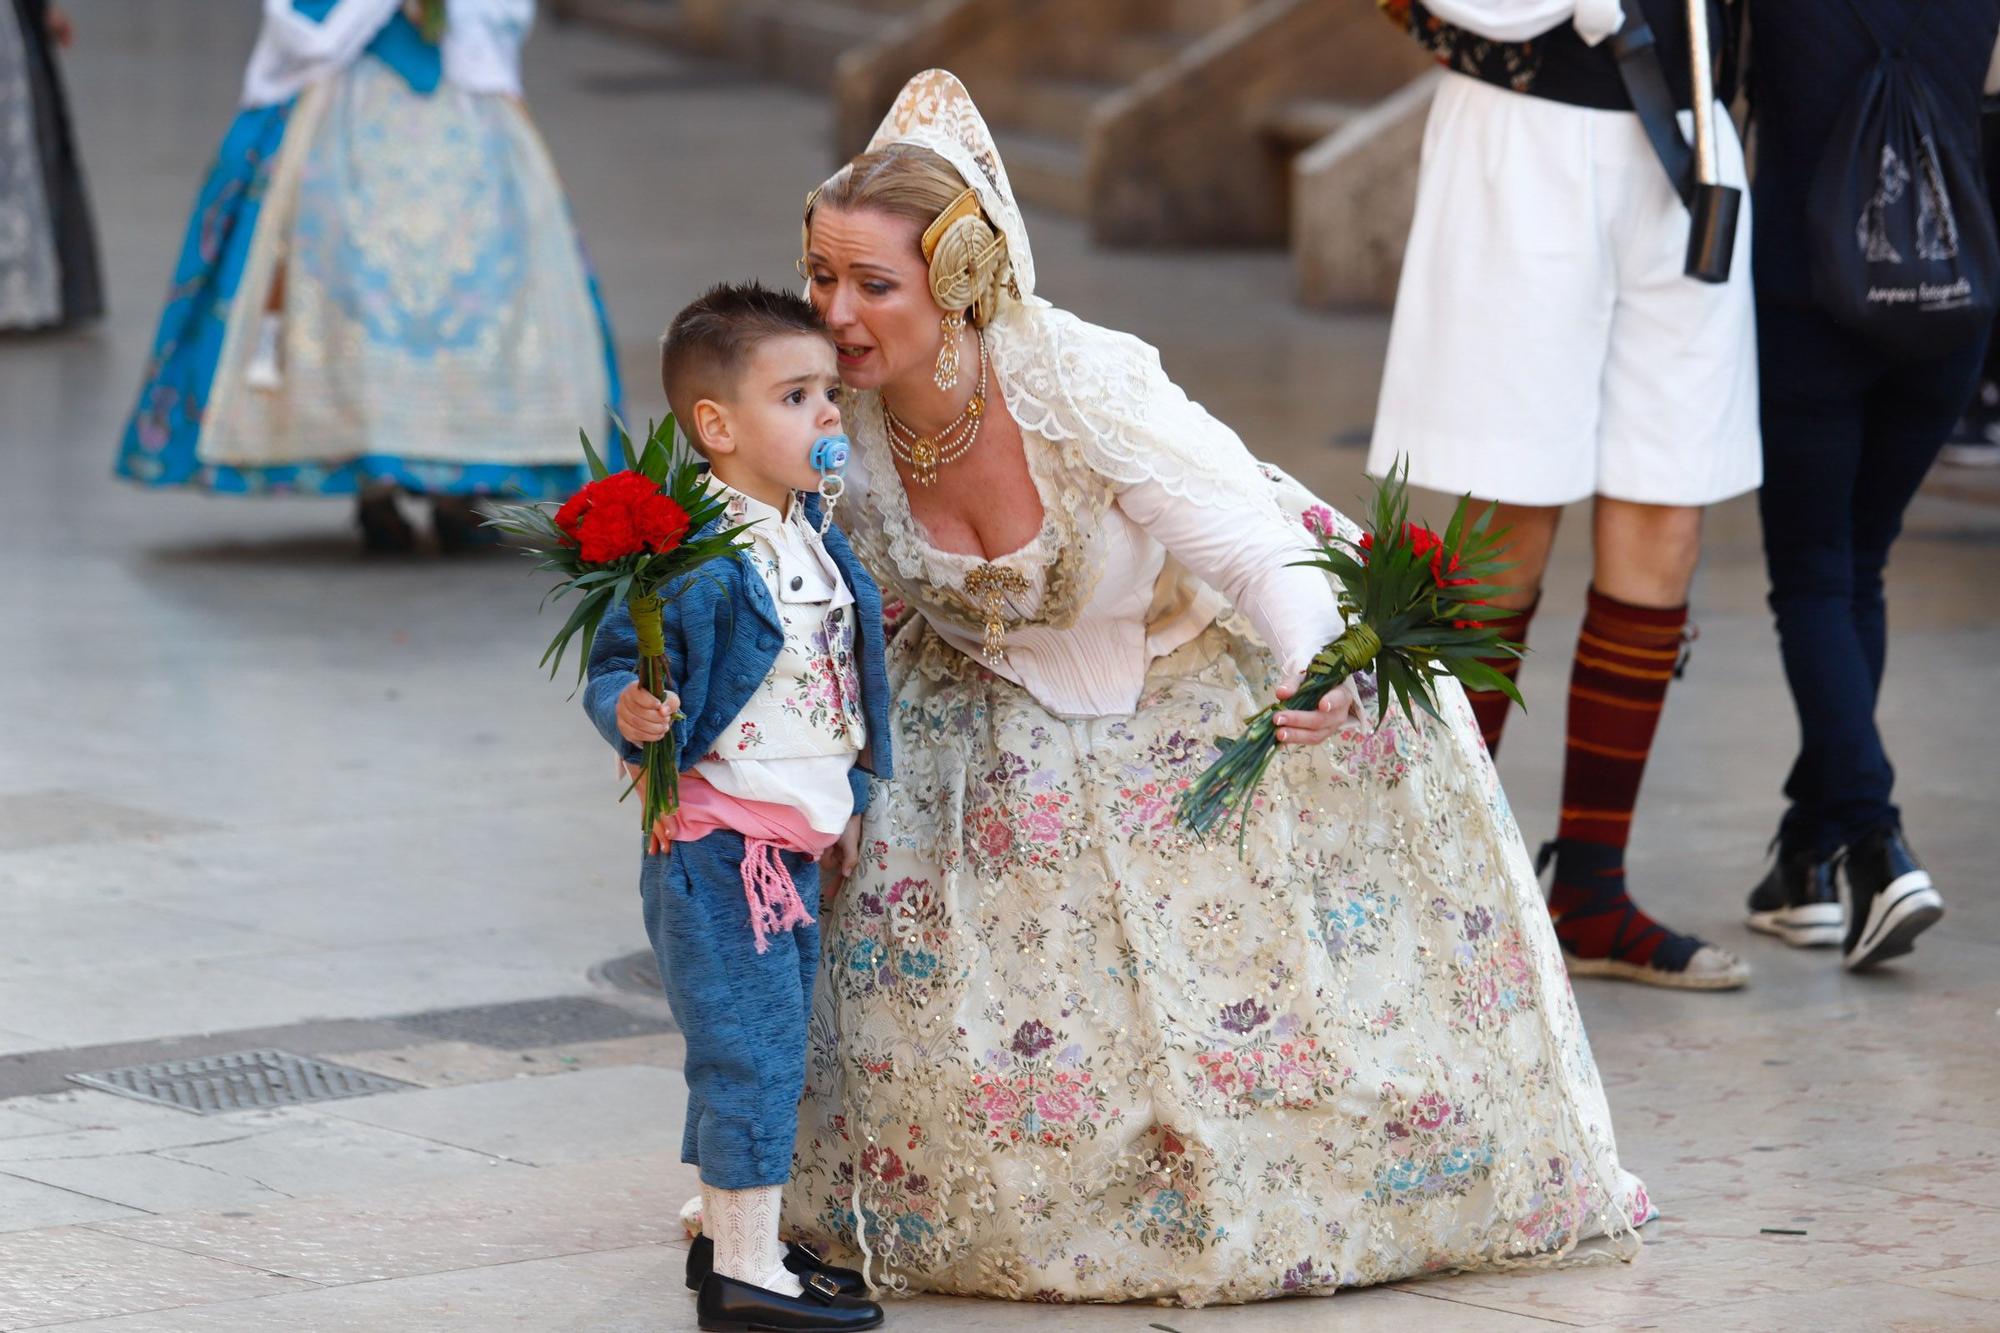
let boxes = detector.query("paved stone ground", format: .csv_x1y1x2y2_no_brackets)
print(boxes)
1,2,1997,1328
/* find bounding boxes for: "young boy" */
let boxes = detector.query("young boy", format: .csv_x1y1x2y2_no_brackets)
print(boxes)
583,282,891,1332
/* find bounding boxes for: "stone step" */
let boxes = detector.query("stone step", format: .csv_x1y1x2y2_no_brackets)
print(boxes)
547,0,691,46
980,76,1117,143
1045,29,1189,83
1259,97,1366,153
1144,0,1265,34
989,129,1087,215
756,0,902,87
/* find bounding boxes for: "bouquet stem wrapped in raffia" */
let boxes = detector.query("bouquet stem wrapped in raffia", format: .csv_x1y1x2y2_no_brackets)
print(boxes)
490,418,752,833
1177,462,1524,854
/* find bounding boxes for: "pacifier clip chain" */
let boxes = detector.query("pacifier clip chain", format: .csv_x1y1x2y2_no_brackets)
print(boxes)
810,433,850,536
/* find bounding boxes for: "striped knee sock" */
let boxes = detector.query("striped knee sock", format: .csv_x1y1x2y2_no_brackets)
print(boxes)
1546,587,1693,968
1465,599,1537,756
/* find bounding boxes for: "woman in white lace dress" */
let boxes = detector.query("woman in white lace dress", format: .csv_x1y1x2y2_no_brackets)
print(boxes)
785,70,1650,1306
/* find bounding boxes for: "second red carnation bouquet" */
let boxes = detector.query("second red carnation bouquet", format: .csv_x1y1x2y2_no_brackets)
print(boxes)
1177,461,1525,853
489,418,753,832
405,0,446,43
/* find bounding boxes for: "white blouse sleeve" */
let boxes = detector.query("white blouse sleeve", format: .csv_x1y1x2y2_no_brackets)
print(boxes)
1419,0,1624,45
242,0,403,106
1114,478,1347,679
443,0,534,95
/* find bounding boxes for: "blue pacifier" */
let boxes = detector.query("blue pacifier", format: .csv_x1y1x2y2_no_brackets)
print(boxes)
809,433,849,532
808,434,851,473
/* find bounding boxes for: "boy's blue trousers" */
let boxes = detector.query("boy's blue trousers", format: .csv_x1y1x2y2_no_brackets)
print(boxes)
641,829,819,1190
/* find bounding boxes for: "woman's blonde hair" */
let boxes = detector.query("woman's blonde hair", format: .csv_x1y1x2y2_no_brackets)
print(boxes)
809,144,1014,327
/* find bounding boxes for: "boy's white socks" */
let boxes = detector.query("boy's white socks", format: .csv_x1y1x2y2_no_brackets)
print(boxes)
702,1183,803,1297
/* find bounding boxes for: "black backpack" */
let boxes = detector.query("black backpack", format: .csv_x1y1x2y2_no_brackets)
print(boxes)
1807,0,2000,357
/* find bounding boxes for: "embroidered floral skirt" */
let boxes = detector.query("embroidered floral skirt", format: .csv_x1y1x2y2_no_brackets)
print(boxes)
786,614,1650,1305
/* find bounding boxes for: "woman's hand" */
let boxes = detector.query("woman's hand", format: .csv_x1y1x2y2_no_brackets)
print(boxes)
615,681,677,747
1273,674,1364,745
45,6,74,46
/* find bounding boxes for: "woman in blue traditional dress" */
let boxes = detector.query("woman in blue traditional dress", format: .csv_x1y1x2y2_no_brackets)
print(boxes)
115,0,619,552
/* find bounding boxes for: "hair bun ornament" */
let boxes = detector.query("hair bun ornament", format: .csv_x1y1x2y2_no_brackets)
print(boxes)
923,189,1011,327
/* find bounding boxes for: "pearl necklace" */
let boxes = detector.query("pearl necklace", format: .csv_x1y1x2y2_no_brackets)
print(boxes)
883,331,989,487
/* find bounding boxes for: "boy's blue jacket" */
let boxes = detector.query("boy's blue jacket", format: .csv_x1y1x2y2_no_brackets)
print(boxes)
583,493,894,817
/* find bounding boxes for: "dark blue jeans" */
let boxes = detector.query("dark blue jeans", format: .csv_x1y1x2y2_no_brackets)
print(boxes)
641,830,820,1190
1756,301,1985,855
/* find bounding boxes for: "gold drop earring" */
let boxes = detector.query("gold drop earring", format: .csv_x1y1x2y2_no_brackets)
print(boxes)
934,310,965,391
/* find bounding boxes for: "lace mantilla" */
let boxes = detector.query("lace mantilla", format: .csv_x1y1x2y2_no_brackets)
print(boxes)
866,69,1037,302
985,299,1290,514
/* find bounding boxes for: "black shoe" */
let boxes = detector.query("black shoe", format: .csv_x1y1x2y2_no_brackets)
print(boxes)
357,491,416,554
1746,843,1843,948
695,1271,883,1332
1840,825,1944,971
686,1234,868,1298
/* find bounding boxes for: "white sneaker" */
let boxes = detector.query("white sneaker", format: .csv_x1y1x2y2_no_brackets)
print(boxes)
1939,439,2000,468
1841,826,1945,972
1744,845,1844,948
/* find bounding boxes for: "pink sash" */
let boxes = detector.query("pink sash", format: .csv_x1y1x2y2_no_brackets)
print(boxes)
663,773,837,953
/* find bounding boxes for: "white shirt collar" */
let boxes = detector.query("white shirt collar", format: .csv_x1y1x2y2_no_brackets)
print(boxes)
714,480,800,533
712,479,848,607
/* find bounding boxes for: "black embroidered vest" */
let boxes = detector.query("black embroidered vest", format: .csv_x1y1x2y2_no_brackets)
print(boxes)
1383,0,1738,112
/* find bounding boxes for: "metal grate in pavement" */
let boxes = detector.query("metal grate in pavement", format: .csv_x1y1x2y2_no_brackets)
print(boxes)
394,995,674,1050
68,1049,412,1115
590,949,665,1000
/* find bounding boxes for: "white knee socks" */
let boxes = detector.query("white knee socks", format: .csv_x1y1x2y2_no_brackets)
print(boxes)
701,1183,802,1297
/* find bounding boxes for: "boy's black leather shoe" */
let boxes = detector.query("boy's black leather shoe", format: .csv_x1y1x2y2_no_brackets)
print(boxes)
695,1271,884,1332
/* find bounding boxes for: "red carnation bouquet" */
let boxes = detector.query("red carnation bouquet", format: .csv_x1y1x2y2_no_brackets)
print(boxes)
1177,462,1524,853
489,418,752,833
